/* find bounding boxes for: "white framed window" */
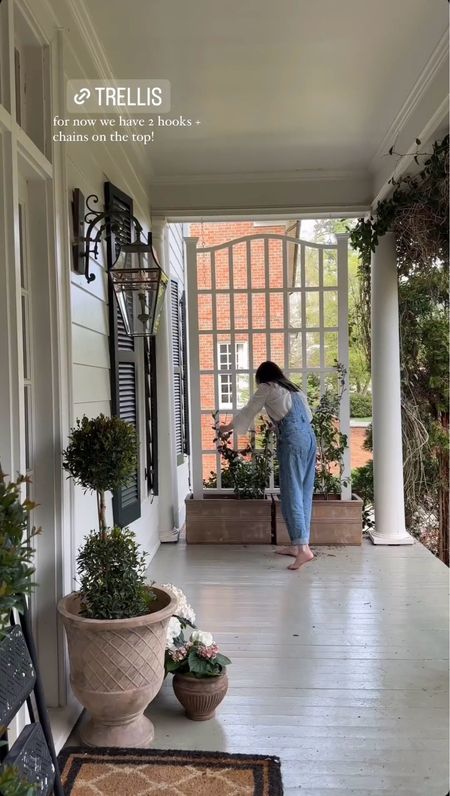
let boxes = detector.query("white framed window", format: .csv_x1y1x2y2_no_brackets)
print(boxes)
218,342,249,409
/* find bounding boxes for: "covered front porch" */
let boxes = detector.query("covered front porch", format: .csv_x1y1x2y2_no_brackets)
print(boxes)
69,539,449,794
0,0,448,792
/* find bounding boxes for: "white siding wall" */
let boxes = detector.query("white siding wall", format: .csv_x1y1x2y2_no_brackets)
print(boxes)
67,156,160,566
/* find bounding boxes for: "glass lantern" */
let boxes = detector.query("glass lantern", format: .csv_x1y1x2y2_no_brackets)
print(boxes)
109,237,168,337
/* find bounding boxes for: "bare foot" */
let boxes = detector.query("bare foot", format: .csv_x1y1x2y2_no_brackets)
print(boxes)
287,549,314,571
275,546,298,557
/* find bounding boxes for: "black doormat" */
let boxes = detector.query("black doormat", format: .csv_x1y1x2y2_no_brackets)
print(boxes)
58,746,284,795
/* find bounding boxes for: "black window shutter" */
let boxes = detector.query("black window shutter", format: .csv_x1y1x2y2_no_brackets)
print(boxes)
180,290,190,455
171,280,184,460
104,181,141,527
144,336,158,495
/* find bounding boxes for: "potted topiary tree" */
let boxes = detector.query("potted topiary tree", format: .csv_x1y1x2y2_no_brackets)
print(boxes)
57,415,177,748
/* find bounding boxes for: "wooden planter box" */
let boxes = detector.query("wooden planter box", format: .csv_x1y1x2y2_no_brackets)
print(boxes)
275,494,363,546
186,494,272,544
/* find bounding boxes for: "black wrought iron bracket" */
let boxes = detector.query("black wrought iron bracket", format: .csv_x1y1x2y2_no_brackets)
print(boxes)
72,191,144,284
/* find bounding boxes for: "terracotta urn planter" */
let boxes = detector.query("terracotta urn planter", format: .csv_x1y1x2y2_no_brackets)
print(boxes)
57,586,177,748
173,672,228,720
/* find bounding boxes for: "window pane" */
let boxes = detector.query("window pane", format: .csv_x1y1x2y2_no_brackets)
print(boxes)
236,342,249,369
201,416,217,451
237,374,249,408
216,293,230,330
231,242,247,289
252,334,266,368
324,291,338,327
234,293,248,330
250,239,265,289
269,292,284,329
289,332,302,368
199,334,214,370
324,332,338,366
197,252,211,290
288,292,302,328
305,247,319,287
215,248,229,290
198,294,213,330
200,373,215,410
305,291,320,328
323,249,337,286
251,293,266,329
202,453,218,488
268,239,283,288
270,333,284,366
306,331,320,367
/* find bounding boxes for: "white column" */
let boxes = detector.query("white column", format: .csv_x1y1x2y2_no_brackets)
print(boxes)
153,219,179,541
369,232,413,544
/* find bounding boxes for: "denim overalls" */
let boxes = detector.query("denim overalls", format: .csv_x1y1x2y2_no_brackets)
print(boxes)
275,392,317,545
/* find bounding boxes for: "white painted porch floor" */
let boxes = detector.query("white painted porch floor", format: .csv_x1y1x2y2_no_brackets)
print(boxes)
148,540,449,796
70,539,449,795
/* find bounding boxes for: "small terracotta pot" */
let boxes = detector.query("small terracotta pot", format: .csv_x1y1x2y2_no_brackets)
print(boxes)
58,586,177,748
173,672,228,720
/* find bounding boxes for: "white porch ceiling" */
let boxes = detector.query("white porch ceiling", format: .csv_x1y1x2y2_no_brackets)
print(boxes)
74,0,448,213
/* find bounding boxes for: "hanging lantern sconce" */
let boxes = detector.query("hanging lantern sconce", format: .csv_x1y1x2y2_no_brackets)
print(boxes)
72,189,168,336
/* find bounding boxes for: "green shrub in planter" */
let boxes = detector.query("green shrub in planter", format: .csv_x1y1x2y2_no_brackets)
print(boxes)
63,414,155,620
0,469,39,634
77,526,154,619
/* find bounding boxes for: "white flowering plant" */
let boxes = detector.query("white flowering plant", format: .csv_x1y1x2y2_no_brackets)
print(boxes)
163,584,196,650
165,629,231,678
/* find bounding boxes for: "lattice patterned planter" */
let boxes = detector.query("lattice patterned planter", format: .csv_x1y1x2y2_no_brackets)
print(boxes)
57,587,177,748
275,494,363,546
186,494,272,544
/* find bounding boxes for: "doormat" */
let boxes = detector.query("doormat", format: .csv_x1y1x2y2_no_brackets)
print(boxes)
58,747,284,795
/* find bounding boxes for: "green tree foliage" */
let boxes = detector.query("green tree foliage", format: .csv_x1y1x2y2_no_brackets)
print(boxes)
312,218,372,401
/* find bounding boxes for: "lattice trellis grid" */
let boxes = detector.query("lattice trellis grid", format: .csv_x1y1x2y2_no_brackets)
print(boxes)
185,233,350,499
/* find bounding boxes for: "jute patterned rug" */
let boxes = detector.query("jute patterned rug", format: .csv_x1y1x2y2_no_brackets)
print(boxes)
58,747,283,795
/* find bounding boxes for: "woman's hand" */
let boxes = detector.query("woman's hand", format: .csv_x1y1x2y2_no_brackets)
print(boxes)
218,422,233,435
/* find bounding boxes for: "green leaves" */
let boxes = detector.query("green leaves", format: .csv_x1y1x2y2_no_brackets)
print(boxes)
0,766,37,796
311,362,348,496
63,414,138,495
212,415,274,499
0,470,39,635
350,134,448,270
76,526,156,619
165,640,231,678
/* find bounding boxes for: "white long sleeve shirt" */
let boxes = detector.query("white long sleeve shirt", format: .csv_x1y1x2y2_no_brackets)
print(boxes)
232,381,312,435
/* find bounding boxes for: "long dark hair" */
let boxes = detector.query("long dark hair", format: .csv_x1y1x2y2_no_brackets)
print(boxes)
255,361,300,393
